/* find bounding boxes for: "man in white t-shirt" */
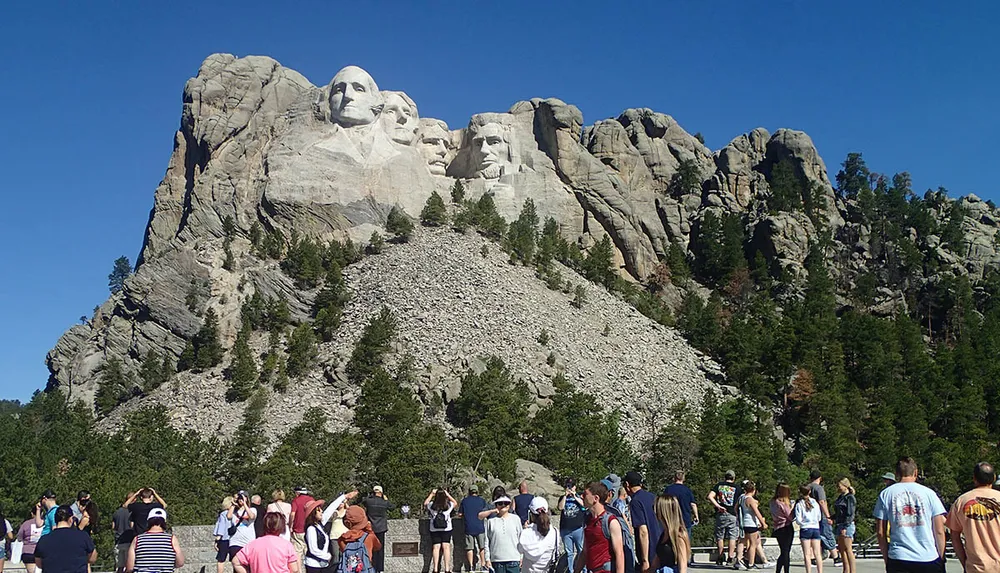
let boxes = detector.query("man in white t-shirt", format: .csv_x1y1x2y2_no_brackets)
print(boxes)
873,457,946,573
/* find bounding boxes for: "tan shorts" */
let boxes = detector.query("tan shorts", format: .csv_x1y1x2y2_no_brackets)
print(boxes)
291,532,307,556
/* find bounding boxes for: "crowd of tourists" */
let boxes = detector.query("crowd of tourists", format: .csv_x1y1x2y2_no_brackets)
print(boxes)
2,456,998,573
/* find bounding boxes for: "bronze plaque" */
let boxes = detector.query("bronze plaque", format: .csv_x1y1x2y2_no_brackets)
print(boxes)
393,541,420,556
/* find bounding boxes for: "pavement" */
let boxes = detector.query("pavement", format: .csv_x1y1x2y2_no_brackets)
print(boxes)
689,557,963,572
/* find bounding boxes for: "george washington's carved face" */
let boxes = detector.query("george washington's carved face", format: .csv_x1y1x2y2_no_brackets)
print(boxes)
329,66,381,127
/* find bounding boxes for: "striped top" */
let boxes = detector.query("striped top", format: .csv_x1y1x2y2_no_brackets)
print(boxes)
134,531,177,573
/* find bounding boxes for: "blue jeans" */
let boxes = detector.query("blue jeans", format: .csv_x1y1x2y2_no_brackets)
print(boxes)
562,528,584,572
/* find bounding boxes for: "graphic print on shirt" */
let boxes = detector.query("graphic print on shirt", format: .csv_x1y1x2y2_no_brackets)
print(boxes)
960,496,1000,522
716,485,737,508
563,501,581,519
892,491,928,528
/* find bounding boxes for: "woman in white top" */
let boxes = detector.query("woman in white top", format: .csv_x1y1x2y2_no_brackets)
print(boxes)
424,488,457,573
518,497,559,573
735,481,767,571
793,485,823,573
226,492,258,561
303,491,357,573
267,490,293,540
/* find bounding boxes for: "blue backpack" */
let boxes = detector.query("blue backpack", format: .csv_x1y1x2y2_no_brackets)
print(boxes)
600,509,636,573
337,532,374,573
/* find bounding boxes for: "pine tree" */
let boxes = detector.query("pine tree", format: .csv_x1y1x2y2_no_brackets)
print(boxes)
767,159,804,213
385,206,414,242
366,231,385,255
193,309,224,370
450,179,466,203
420,191,448,227
668,158,702,197
835,152,871,200
286,323,318,377
177,340,196,372
139,350,167,393
346,306,397,383
504,199,538,264
226,327,259,402
95,357,133,415
666,242,691,283
582,235,617,290
108,256,132,294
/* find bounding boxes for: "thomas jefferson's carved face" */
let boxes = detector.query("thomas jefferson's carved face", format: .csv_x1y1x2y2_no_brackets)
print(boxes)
419,122,452,175
380,92,419,145
329,66,381,127
471,122,510,179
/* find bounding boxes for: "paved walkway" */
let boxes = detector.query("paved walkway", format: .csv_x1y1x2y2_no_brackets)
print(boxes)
690,558,962,572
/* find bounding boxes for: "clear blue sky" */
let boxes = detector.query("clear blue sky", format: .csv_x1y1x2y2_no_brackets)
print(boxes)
1,1,997,402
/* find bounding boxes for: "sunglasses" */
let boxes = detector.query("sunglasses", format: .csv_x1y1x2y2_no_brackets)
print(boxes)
496,502,511,507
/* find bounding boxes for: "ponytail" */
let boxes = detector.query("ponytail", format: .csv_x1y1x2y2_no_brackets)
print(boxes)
532,510,551,537
798,485,814,511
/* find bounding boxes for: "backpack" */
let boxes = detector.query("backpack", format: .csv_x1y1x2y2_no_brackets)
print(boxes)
432,509,447,530
338,532,374,573
599,511,635,573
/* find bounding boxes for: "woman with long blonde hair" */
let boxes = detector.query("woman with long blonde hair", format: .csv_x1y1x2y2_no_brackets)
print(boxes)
646,495,689,573
833,478,856,573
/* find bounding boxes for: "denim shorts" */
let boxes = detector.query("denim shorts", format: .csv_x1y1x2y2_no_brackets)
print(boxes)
836,523,856,538
799,528,821,540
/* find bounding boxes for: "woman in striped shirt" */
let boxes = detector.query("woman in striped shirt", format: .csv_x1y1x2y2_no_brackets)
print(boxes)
127,508,185,573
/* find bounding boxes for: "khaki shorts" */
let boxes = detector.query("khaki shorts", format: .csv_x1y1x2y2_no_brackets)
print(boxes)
465,533,487,551
291,532,307,557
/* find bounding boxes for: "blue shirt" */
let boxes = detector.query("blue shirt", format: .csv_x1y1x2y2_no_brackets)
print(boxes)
41,506,57,536
459,496,488,535
514,493,534,525
664,484,696,529
629,488,663,564
873,482,946,562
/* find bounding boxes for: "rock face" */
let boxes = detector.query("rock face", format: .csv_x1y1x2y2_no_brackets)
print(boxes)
48,53,1000,430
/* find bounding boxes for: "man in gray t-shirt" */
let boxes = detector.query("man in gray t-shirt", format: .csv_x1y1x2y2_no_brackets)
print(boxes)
808,470,838,560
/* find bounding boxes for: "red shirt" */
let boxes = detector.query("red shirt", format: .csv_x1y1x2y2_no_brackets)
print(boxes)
584,510,617,571
290,495,315,534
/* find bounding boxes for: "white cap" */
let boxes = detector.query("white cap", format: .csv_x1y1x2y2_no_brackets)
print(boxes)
373,485,383,493
528,496,549,514
148,508,167,520
493,496,512,505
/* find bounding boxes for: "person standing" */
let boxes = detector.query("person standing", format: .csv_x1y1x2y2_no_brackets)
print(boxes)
127,508,184,573
33,505,97,573
251,495,267,539
794,485,823,573
948,461,1000,573
518,497,559,573
361,485,394,573
125,488,167,536
337,506,381,573
303,498,332,573
484,495,521,573
575,482,624,573
513,482,534,526
425,489,457,573
70,491,98,535
624,471,661,573
228,492,258,561
234,513,300,573
16,509,43,573
832,479,857,573
663,471,698,562
289,486,315,563
458,485,488,572
807,470,837,562
111,503,134,573
558,479,587,573
647,495,691,573
213,496,235,573
707,470,740,567
267,491,292,540
36,491,58,536
874,457,947,573
769,484,794,573
734,481,767,571
600,480,635,573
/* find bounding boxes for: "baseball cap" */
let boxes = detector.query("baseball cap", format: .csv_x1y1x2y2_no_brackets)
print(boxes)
148,508,167,520
623,471,643,487
294,486,309,494
809,469,822,480
469,485,479,493
528,497,549,514
373,485,383,493
41,489,57,499
881,472,896,482
604,474,622,492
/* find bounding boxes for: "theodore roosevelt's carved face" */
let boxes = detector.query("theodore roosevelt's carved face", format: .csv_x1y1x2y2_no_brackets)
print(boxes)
328,66,381,127
418,120,452,175
380,91,419,145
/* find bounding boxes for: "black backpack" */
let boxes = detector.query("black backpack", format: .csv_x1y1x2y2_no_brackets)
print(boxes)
432,509,447,530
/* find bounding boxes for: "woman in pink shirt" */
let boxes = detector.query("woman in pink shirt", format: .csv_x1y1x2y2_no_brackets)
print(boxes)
769,484,794,573
234,513,300,573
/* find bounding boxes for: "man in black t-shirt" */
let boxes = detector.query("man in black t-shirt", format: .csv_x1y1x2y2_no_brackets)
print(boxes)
123,487,167,535
35,505,97,573
707,470,741,566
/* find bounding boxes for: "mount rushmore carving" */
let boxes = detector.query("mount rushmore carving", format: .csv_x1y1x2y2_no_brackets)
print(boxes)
47,54,853,407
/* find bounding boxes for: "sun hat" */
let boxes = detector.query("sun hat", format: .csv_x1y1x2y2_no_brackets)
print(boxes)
528,497,549,514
